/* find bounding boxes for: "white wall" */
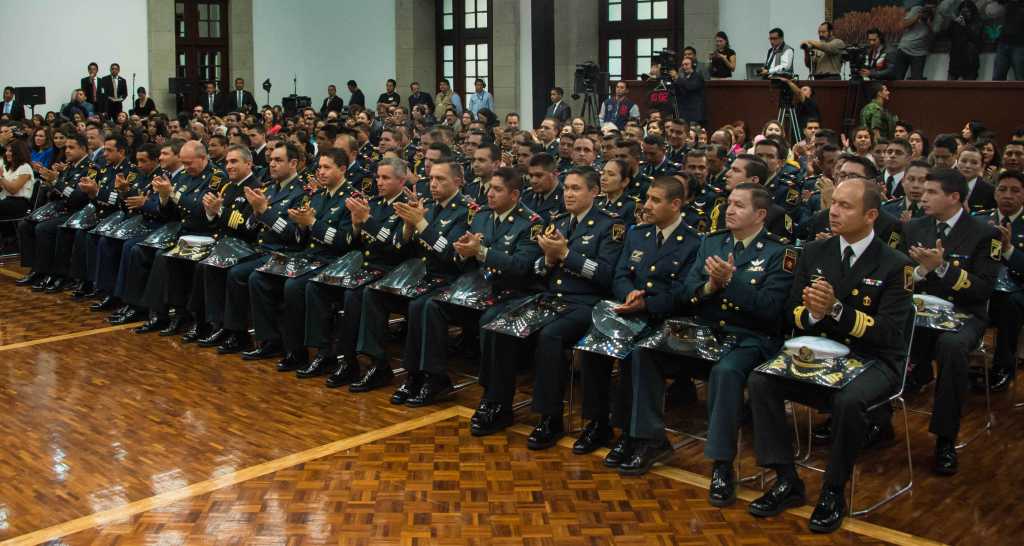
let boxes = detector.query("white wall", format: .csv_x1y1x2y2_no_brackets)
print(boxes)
0,0,149,115
252,0,396,109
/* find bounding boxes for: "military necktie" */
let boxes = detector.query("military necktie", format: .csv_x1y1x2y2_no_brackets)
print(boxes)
733,241,744,255
887,174,895,194
842,245,855,272
936,221,949,241
1002,216,1011,228
568,216,578,238
657,231,664,248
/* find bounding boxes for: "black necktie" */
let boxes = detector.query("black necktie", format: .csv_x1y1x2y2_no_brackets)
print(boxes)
657,231,664,248
568,216,578,238
1001,216,1011,228
936,222,949,240
733,241,744,255
887,175,895,193
842,246,855,272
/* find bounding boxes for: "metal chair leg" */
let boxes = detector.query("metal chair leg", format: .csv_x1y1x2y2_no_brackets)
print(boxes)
957,363,993,450
849,397,914,516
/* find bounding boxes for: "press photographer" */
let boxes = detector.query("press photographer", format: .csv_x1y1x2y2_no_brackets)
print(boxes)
801,22,846,80
758,28,795,78
857,28,889,80
879,0,941,80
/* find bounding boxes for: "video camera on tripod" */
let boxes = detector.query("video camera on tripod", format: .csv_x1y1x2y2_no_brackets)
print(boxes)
572,61,609,127
640,48,678,84
640,49,679,117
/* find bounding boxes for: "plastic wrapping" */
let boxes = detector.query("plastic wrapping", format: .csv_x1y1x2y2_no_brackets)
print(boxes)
635,318,737,361
313,250,385,289
481,294,571,338
432,271,512,310
137,222,183,250
107,215,153,240
62,203,97,230
255,251,325,278
164,235,217,261
574,301,650,359
756,337,869,389
913,294,966,332
368,258,447,298
28,201,66,222
199,237,258,268
994,266,1022,293
90,211,126,236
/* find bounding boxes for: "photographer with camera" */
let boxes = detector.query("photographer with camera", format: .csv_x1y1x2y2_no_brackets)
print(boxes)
674,57,706,128
758,28,795,78
801,22,846,80
879,0,942,80
599,81,639,130
857,28,889,80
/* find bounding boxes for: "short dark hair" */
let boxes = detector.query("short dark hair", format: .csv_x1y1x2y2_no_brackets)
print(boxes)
386,78,397,86
68,133,88,150
933,133,959,153
866,27,885,43
552,86,564,96
614,138,642,158
997,170,1024,187
889,138,912,156
755,137,788,160
735,153,769,184
492,166,524,192
432,158,463,181
769,27,784,38
280,142,301,162
428,141,454,159
88,62,99,70
319,148,349,169
104,134,128,153
528,152,557,171
651,175,686,204
839,153,879,179
908,159,931,171
734,182,773,212
683,46,697,55
477,143,500,162
642,134,666,148
137,143,161,162
927,167,969,203
821,22,834,32
816,128,839,147
347,80,357,87
565,166,600,190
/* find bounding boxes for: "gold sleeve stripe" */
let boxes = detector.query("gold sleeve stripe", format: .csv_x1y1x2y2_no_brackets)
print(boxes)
851,310,876,338
793,305,806,330
952,269,971,291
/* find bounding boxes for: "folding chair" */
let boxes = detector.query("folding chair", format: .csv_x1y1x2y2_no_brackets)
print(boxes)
0,179,44,259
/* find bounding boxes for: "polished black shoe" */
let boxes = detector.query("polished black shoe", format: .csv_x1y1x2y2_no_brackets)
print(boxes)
241,340,281,360
325,356,359,388
110,308,144,325
470,403,513,436
89,295,116,311
390,372,424,405
132,315,167,334
933,439,958,476
31,275,51,291
83,287,103,299
618,438,673,476
276,352,308,372
470,399,494,426
988,369,1012,393
69,282,92,299
349,362,394,393
749,478,807,517
406,374,454,407
604,436,634,468
217,333,251,355
108,304,130,320
197,328,229,348
44,276,67,293
708,462,736,507
158,315,187,336
296,351,338,378
527,414,565,451
15,272,41,286
181,322,210,343
572,420,612,455
812,418,832,445
863,421,896,451
808,486,846,533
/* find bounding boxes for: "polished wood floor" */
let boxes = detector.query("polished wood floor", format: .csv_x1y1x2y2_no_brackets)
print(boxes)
0,259,1020,545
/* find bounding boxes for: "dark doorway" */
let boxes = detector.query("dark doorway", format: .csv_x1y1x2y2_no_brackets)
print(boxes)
174,0,230,113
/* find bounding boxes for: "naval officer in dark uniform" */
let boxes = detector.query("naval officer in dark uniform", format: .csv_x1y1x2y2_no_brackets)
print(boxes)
623,184,792,491
472,167,625,447
572,176,701,455
901,168,1001,476
748,177,915,533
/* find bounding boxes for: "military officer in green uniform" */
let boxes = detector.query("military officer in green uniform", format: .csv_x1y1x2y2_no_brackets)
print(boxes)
708,154,793,242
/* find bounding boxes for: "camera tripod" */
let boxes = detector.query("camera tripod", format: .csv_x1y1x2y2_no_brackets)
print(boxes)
776,93,801,144
579,91,600,128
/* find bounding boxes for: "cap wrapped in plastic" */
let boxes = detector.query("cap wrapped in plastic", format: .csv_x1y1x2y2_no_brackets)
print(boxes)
635,318,737,361
107,215,154,240
481,294,571,338
994,266,1021,293
62,203,98,230
256,250,325,278
164,235,216,261
432,271,507,310
574,300,650,359
756,336,869,389
199,237,257,269
369,258,446,298
137,222,182,250
313,250,385,289
28,201,66,222
90,211,126,236
913,294,966,331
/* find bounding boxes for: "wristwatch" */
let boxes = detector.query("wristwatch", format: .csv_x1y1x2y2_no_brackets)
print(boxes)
830,301,844,320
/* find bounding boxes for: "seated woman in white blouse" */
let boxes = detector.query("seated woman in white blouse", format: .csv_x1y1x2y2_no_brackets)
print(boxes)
0,139,37,235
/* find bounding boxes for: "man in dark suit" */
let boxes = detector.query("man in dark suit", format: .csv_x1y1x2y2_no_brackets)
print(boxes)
881,159,928,221
958,145,997,213
227,77,257,114
320,84,344,116
0,87,24,120
748,177,914,533
546,87,571,124
902,168,1001,476
347,80,365,108
407,81,434,112
674,57,705,127
974,170,1024,393
199,82,225,117
99,63,128,116
80,62,101,110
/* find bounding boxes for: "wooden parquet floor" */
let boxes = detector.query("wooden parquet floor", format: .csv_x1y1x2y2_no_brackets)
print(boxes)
58,417,885,546
0,267,122,345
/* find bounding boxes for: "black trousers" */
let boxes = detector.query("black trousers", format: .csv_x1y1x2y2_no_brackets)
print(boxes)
113,236,148,300
94,236,126,293
478,301,591,416
188,262,223,325
223,257,269,332
304,282,365,361
122,244,159,308
990,291,1024,377
749,362,899,487
52,225,77,277
19,215,68,273
418,299,483,375
578,351,633,432
356,288,423,366
142,254,197,314
0,197,30,236
910,316,987,440
249,267,322,353
69,229,101,283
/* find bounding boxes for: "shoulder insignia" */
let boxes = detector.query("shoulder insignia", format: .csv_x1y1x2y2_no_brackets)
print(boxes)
530,223,543,240
786,188,799,205
889,231,901,248
904,265,914,292
784,214,793,232
697,219,709,233
783,248,798,273
611,223,625,242
992,239,1003,260
707,228,730,237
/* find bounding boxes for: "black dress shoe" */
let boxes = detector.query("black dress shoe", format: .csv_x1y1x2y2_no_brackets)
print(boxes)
181,322,210,343
240,340,280,360
110,308,144,325
349,363,394,393
988,369,1012,393
158,315,187,337
934,439,958,476
197,328,229,348
572,420,612,455
45,276,67,293
604,437,634,468
132,315,167,334
69,282,91,299
89,295,116,311
296,351,338,378
406,374,454,407
863,421,896,451
84,287,103,299
217,333,251,355
15,272,41,286
325,356,359,388
470,399,494,426
470,402,513,436
276,352,308,372
708,462,736,507
31,275,51,291
749,478,807,517
527,414,565,451
812,418,832,445
808,486,846,533
618,438,673,476
390,371,424,405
